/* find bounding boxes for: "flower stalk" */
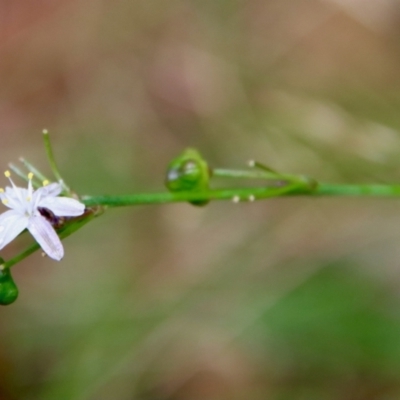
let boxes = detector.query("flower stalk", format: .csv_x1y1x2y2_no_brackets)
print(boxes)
42,129,70,194
80,182,400,209
1,134,400,295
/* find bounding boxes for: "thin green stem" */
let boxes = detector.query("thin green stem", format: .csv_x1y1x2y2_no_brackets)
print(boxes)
315,183,400,196
42,129,70,193
213,168,310,183
19,158,49,183
82,182,400,208
213,168,281,180
82,182,312,208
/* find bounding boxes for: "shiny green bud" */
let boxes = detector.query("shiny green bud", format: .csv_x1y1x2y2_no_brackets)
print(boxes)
165,148,211,206
0,267,19,306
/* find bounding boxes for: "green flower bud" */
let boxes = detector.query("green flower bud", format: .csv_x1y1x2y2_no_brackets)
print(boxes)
165,148,211,206
0,267,19,306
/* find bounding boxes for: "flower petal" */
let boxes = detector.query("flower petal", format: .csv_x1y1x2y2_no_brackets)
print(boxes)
36,183,62,198
0,210,28,250
32,183,62,209
27,215,64,261
38,196,85,217
2,187,28,210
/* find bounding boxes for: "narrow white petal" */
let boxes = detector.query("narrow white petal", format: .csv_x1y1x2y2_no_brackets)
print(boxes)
0,210,29,250
3,187,27,210
27,216,64,261
38,197,85,217
36,183,62,198
32,183,62,209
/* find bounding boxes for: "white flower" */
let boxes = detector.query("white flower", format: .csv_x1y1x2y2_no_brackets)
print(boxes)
0,171,85,261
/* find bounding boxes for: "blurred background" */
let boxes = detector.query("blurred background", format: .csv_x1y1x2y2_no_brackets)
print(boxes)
1,1,400,399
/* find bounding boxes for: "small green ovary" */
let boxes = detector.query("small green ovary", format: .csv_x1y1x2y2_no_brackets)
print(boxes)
0,266,19,305
165,148,211,206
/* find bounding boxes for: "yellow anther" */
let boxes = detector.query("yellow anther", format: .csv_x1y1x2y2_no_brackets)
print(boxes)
0,188,3,193
42,180,49,186
2,199,8,205
4,170,10,178
28,172,34,180
26,196,31,201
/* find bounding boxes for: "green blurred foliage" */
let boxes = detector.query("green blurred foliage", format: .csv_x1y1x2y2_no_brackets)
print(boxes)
1,1,400,399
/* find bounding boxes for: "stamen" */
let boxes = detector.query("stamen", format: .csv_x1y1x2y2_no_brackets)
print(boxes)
248,160,255,168
43,180,49,186
0,188,4,193
248,194,255,202
2,199,8,205
3,170,17,190
232,195,240,203
28,172,34,180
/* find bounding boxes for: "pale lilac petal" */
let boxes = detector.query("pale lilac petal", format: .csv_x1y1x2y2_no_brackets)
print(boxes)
27,215,64,261
0,210,28,250
35,183,62,198
38,196,85,217
2,187,27,209
32,183,62,208
5,186,28,198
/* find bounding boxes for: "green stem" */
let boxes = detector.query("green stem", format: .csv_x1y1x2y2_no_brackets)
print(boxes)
42,130,70,193
213,168,303,182
315,183,400,196
19,158,49,183
82,181,312,208
82,182,400,208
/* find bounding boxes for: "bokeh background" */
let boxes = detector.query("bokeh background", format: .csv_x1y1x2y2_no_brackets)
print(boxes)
1,1,400,399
